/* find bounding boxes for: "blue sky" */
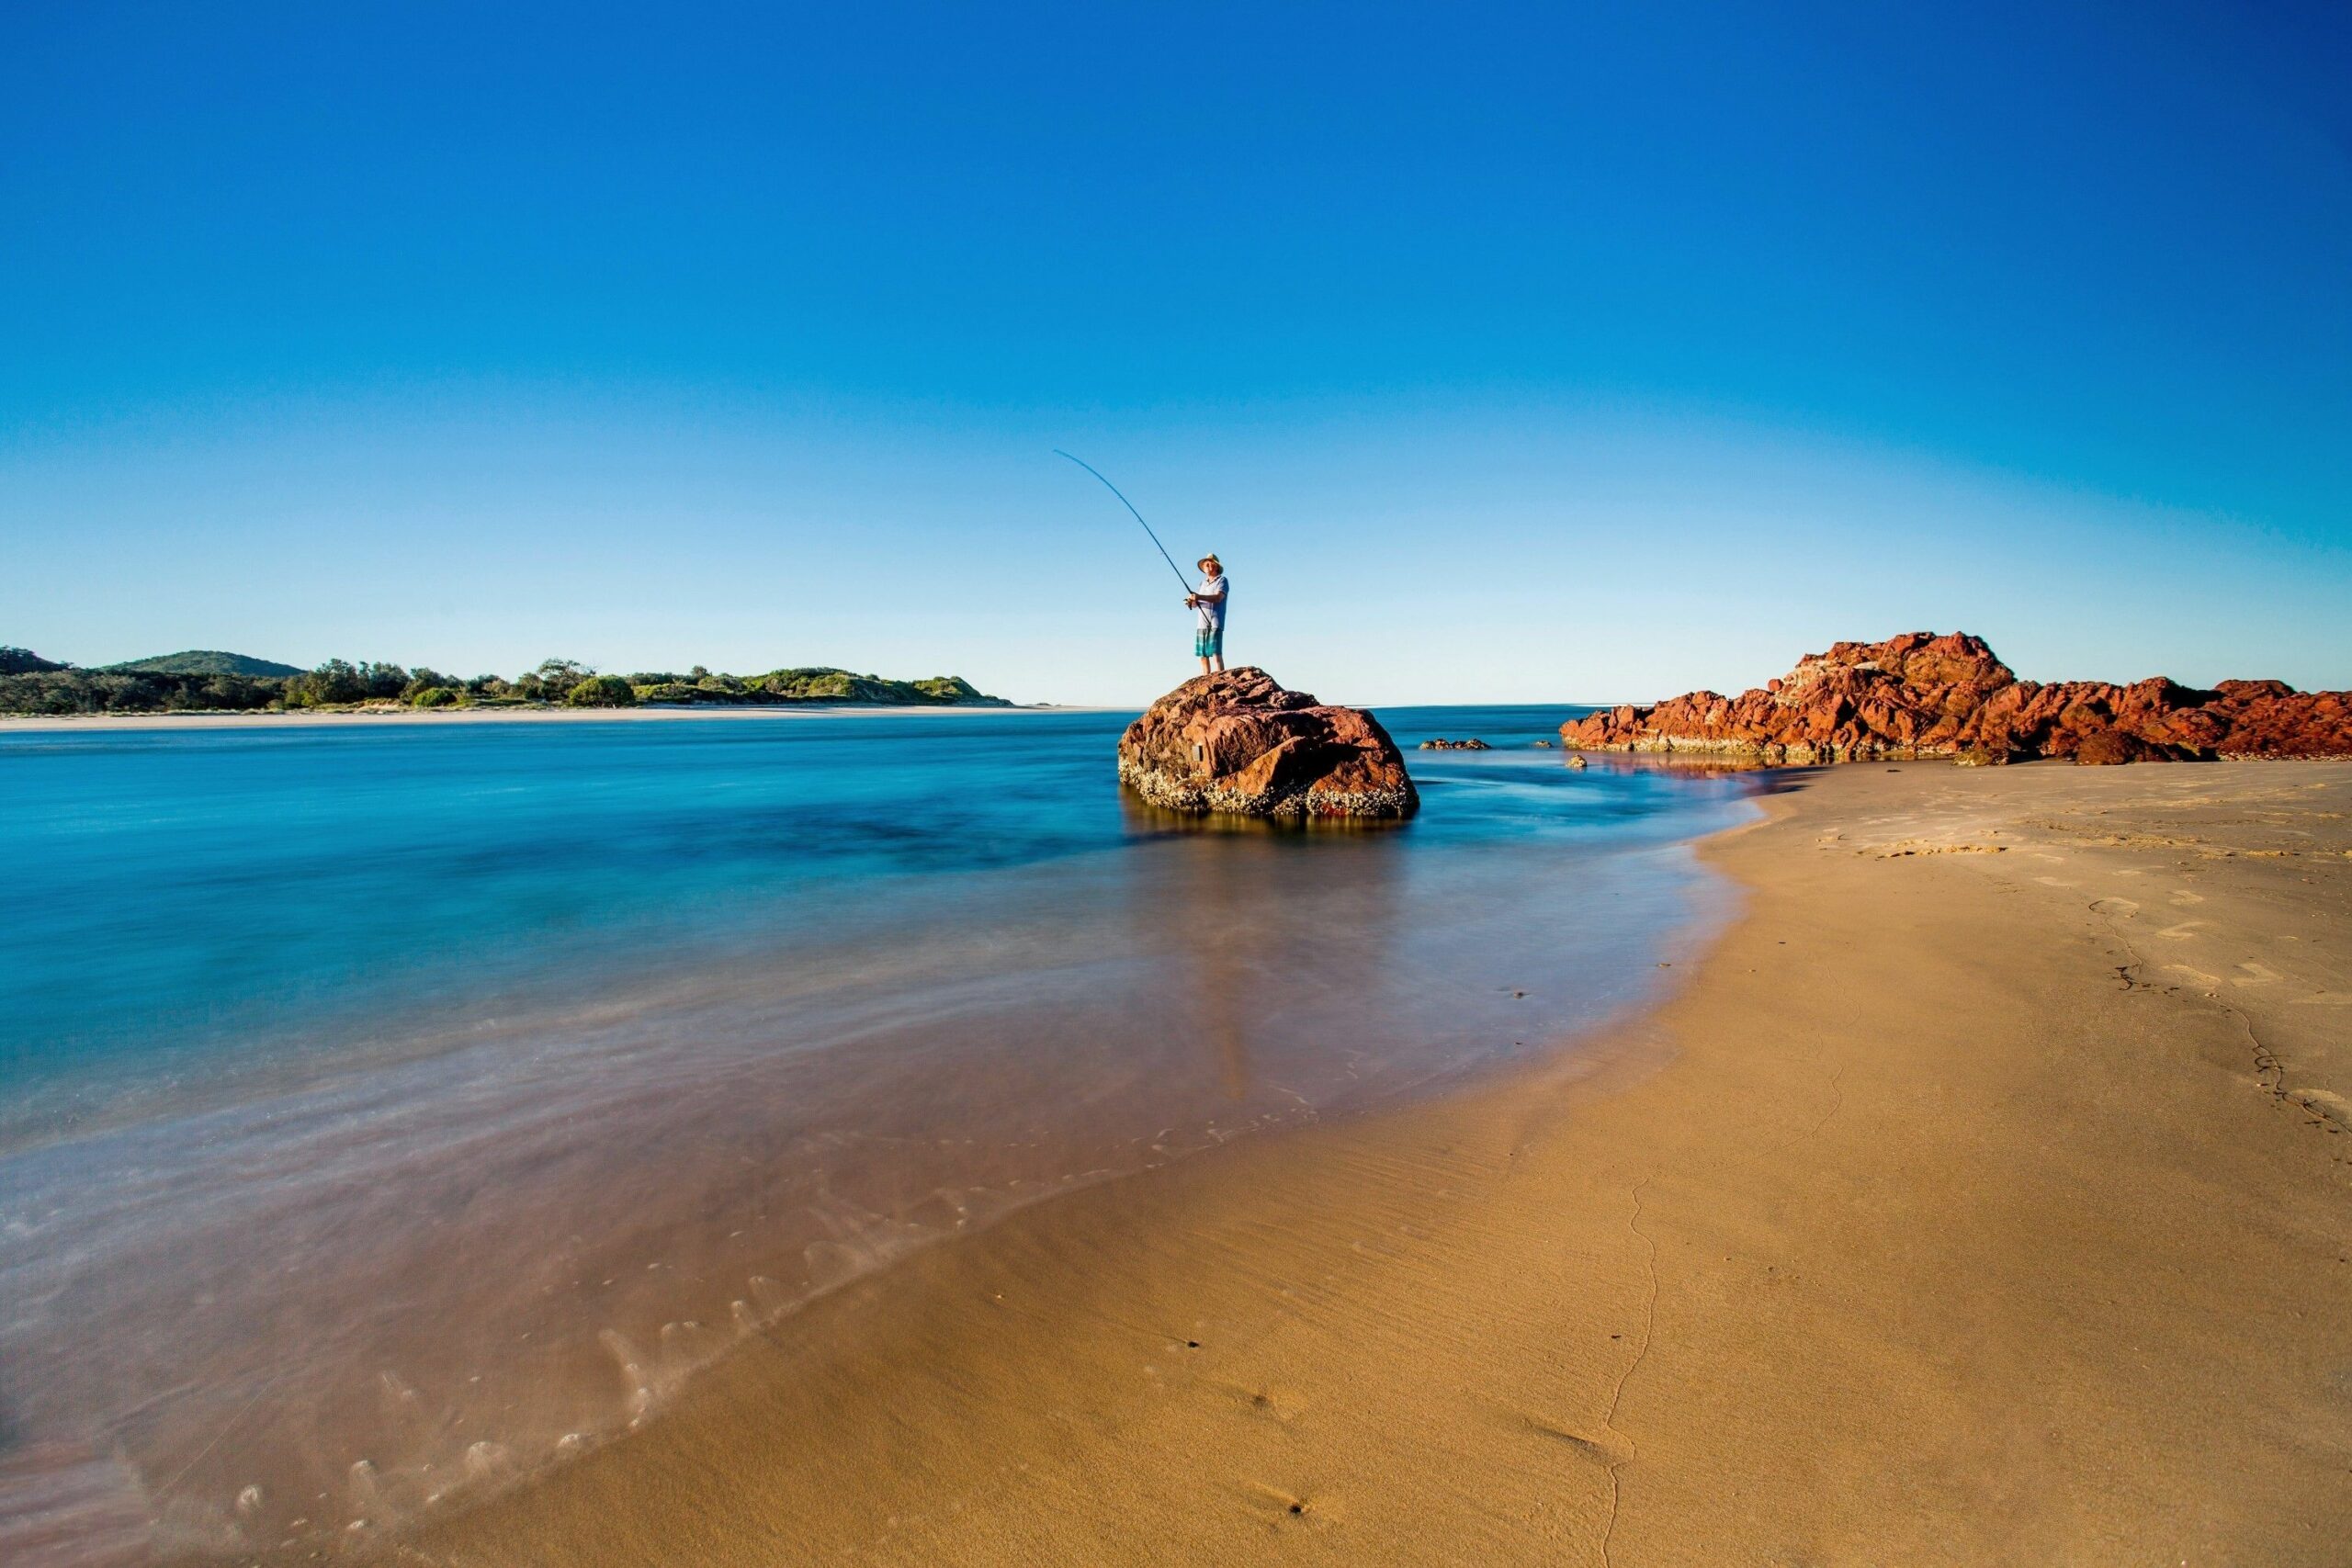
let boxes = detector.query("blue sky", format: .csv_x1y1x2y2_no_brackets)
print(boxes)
3,1,2346,705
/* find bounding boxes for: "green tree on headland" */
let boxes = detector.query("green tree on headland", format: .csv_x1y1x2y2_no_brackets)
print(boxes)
284,660,410,707
564,674,638,707
533,658,591,701
2,647,71,675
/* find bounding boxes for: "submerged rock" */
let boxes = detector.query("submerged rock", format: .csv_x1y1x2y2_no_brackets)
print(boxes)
1417,738,1490,750
1559,631,2352,766
1118,668,1418,818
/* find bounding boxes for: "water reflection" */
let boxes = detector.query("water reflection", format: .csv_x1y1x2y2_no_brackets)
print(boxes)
1136,824,1409,1110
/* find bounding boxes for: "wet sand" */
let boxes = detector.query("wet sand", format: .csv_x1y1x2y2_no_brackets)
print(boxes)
410,760,2352,1566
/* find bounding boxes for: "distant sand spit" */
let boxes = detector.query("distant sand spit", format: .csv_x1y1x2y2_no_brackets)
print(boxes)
390,760,2352,1567
0,704,1079,733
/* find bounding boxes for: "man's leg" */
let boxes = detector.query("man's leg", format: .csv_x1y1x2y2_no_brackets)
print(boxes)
1199,657,1212,674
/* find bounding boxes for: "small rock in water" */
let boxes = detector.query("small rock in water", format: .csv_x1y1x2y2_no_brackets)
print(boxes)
1116,669,1418,819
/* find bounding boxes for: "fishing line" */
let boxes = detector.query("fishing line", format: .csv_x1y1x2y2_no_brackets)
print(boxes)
1054,450,1195,593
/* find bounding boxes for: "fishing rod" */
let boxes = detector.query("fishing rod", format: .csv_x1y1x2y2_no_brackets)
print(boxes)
1054,450,1195,595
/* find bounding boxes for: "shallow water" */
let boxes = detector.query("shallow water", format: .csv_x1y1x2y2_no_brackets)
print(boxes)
0,706,1760,1562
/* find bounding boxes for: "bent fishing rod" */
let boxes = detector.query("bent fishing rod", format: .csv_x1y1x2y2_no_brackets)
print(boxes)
1054,450,1195,595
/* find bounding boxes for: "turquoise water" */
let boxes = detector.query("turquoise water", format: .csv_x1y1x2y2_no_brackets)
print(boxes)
0,705,1760,1561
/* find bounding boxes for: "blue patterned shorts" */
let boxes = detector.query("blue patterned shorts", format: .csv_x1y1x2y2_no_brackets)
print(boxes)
1194,624,1223,658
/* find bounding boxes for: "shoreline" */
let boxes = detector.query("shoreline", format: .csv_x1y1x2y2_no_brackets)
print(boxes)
22,706,1750,1568
0,704,1086,733
392,758,2352,1566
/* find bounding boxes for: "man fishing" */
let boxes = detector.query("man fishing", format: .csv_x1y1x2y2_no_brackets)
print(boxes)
1187,554,1229,675
1053,452,1232,674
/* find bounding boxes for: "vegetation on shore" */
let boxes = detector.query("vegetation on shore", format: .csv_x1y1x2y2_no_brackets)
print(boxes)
0,649,1010,716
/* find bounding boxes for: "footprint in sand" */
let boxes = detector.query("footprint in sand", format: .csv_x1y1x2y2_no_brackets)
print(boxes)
1243,1480,1336,1528
1521,1414,1628,1467
2169,889,2206,906
1226,1382,1307,1424
2286,1089,2352,1130
2155,920,2209,942
2164,964,2223,987
2232,962,2282,987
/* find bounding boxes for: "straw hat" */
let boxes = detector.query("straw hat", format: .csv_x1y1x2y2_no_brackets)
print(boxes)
1197,553,1222,571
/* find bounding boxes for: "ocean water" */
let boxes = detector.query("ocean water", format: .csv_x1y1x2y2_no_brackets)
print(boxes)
0,705,1762,1562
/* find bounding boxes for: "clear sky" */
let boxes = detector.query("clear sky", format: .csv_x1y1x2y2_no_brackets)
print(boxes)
3,1,2346,706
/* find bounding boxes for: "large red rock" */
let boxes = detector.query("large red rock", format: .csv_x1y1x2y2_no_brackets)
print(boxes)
1119,668,1419,818
1559,632,2352,766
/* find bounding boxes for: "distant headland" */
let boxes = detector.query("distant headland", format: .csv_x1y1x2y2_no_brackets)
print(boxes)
0,649,1010,717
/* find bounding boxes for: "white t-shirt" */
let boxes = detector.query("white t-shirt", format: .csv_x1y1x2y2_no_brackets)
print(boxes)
1194,573,1228,630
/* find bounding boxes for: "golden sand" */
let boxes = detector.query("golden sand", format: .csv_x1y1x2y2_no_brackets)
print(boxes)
409,760,2352,1566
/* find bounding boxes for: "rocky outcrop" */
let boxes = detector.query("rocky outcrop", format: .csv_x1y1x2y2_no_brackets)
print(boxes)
1418,738,1489,750
1560,632,2352,766
1118,668,1419,818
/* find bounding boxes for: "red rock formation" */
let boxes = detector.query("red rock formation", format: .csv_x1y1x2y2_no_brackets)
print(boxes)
1119,668,1419,818
1559,632,2352,766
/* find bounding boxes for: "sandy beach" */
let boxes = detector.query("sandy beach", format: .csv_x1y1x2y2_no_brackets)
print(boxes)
368,759,2352,1565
